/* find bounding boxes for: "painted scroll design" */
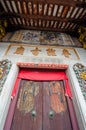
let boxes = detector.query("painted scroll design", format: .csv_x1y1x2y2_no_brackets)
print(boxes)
0,59,12,94
73,63,86,101
46,81,66,113
17,81,39,114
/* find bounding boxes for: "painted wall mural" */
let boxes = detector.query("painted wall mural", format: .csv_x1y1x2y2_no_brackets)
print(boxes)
0,59,12,94
17,81,40,114
45,81,66,113
2,30,82,47
5,44,80,60
73,63,86,101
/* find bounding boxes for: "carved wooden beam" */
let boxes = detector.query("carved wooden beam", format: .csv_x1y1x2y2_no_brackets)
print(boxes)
2,0,86,7
7,24,76,32
2,12,85,22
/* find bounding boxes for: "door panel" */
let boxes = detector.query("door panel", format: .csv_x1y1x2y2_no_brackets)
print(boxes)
11,80,43,130
43,81,72,130
11,80,72,130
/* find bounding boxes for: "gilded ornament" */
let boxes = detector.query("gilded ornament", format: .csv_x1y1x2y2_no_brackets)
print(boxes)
46,48,56,56
62,49,71,58
78,26,86,49
0,20,8,40
31,47,41,56
80,72,86,80
14,46,25,55
0,68,3,79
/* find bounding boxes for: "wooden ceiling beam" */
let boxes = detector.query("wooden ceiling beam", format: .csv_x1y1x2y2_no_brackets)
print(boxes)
3,0,86,7
2,13,85,23
7,24,76,32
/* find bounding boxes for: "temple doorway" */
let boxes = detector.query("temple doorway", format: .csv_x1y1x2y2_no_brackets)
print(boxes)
10,79,72,130
4,68,79,130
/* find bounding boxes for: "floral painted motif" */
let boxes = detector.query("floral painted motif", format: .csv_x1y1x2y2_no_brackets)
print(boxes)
0,59,12,94
73,63,86,101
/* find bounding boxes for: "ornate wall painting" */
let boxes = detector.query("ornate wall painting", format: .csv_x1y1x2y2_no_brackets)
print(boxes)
39,31,64,45
0,59,12,94
17,81,40,114
45,81,66,113
22,30,40,44
56,32,65,45
2,29,82,47
9,30,23,42
61,33,82,47
61,33,73,46
73,63,86,101
4,30,82,47
4,44,80,60
10,30,41,44
16,80,66,114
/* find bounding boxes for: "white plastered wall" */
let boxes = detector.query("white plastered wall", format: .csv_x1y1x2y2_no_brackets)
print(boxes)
0,42,86,130
66,66,86,130
0,64,19,130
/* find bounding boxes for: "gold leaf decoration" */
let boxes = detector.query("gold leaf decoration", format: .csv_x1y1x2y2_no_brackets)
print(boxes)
14,46,24,55
62,49,71,58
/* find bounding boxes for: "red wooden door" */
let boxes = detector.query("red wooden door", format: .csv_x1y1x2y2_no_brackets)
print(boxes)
11,80,72,130
43,81,72,130
11,80,43,130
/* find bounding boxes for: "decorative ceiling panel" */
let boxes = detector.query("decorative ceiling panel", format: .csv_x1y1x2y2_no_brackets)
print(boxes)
0,0,86,33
